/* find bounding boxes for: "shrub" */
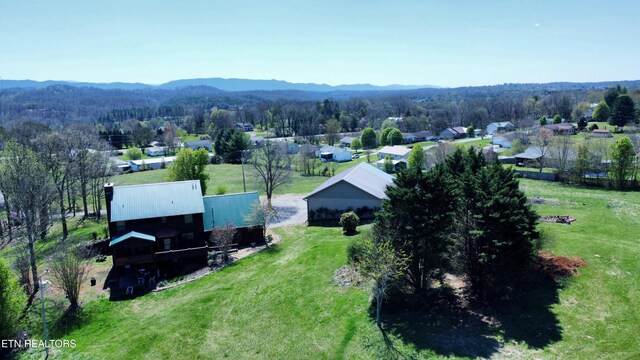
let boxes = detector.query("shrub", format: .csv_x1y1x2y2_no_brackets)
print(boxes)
589,123,599,131
0,259,26,340
346,235,368,264
215,185,227,195
126,147,143,160
339,211,360,234
211,155,223,164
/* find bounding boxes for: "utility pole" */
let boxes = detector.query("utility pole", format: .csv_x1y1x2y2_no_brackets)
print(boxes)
39,269,50,360
241,150,247,193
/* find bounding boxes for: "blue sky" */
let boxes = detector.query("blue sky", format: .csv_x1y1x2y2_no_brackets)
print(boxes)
0,0,638,87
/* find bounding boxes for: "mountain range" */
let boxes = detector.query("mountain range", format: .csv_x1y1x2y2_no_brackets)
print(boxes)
0,77,437,92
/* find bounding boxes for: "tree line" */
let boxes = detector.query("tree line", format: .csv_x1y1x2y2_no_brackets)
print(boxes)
0,122,114,315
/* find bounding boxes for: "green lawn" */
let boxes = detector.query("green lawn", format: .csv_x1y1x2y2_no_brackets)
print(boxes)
112,157,369,196
16,179,640,359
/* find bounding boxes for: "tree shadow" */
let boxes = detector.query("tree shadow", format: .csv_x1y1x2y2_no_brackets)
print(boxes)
271,206,300,223
374,272,563,358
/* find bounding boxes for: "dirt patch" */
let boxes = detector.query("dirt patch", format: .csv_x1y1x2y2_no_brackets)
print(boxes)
333,265,365,288
537,251,587,279
540,215,576,224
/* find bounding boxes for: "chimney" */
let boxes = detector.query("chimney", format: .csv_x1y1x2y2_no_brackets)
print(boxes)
104,183,114,223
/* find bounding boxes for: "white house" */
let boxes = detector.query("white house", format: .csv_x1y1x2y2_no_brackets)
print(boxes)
304,163,394,221
492,134,515,148
377,145,412,161
318,145,352,162
145,147,168,156
486,122,515,135
129,156,176,172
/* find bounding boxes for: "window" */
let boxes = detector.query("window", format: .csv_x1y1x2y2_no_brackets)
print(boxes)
163,239,171,251
116,221,125,232
182,233,194,241
184,214,193,224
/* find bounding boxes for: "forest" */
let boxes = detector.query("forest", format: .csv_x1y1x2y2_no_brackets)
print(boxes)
1,80,640,144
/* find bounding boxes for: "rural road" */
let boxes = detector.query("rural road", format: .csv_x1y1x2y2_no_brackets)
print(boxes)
268,194,308,228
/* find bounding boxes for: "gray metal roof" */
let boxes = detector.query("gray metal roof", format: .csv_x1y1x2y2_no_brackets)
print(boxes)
514,146,544,160
378,145,412,157
304,163,394,200
110,180,205,222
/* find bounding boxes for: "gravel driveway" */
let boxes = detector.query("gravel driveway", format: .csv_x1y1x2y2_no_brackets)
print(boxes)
268,194,308,228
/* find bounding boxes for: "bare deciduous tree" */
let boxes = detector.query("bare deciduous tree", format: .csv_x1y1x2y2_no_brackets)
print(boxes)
209,221,237,265
359,228,406,330
0,141,53,297
296,143,319,175
547,135,574,174
244,201,276,248
50,245,90,314
250,142,293,208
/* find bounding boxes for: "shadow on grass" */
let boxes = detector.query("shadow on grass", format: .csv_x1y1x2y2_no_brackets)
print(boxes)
50,307,92,338
374,272,563,358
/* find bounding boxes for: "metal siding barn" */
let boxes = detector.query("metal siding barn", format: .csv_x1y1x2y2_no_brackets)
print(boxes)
304,163,394,221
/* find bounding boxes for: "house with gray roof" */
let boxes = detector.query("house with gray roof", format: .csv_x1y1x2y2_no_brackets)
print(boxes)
184,140,213,152
304,163,394,222
486,122,515,135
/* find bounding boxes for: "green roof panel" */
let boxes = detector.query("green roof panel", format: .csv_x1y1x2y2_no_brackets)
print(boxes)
203,192,260,231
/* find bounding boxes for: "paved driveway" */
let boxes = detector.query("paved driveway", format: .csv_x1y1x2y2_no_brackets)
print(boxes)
268,194,308,228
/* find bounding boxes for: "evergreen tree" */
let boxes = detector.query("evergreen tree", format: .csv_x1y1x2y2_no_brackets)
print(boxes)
375,165,458,295
552,115,562,124
604,85,626,107
610,94,636,127
539,116,548,126
458,163,539,300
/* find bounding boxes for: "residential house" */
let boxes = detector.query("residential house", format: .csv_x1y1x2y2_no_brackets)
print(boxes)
318,145,352,162
145,146,167,156
408,131,434,142
202,192,263,246
591,129,612,138
376,145,412,172
105,181,207,278
235,123,254,132
513,146,544,167
105,181,264,284
128,157,176,172
486,122,515,135
401,133,416,144
184,140,213,152
491,133,518,148
339,136,357,147
304,163,394,222
541,124,576,136
377,145,412,161
440,126,468,140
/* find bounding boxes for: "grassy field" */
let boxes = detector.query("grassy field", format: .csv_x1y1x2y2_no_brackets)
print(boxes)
14,179,640,359
111,157,369,196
